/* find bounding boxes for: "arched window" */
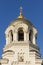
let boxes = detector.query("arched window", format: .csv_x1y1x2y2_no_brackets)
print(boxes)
29,30,33,43
18,28,24,41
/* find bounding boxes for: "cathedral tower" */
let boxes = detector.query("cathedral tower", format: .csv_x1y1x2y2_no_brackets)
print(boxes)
0,7,43,65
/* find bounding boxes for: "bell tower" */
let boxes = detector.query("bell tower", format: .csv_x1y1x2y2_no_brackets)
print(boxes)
0,7,43,65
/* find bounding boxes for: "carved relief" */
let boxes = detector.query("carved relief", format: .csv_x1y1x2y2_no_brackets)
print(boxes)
18,52,24,62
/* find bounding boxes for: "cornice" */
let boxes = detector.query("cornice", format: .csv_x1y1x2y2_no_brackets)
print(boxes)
11,61,30,65
35,59,42,64
0,58,9,64
2,51,14,57
29,42,39,50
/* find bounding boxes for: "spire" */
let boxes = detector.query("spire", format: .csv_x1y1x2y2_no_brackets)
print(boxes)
20,6,22,15
18,6,24,18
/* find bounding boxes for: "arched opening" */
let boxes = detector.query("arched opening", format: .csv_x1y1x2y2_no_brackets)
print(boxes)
29,30,33,43
18,28,24,41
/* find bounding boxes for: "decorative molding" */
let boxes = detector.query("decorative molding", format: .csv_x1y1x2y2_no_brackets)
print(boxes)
35,59,42,64
11,61,30,65
29,42,39,50
12,61,18,65
25,61,30,64
2,51,15,57
0,58,9,64
14,23,28,33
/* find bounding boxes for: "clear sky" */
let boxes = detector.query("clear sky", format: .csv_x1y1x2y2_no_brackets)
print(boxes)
0,0,43,58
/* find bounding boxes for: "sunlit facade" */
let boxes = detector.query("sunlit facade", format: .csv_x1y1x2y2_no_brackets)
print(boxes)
0,7,43,65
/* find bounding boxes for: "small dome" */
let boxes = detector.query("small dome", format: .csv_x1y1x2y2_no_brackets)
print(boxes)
9,7,34,27
10,18,33,27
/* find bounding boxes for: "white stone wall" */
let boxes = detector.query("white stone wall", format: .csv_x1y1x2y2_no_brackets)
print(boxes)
1,20,42,65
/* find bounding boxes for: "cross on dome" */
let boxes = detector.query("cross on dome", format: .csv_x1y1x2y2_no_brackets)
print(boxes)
18,6,24,18
20,6,22,15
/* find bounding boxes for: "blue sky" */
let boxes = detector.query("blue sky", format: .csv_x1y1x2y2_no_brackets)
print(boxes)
0,0,43,58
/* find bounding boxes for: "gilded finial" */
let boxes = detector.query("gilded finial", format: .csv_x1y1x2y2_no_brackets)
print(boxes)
18,6,24,18
20,6,22,15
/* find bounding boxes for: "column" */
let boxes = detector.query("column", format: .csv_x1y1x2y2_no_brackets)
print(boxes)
24,32,26,41
5,34,9,45
32,33,36,44
14,32,18,41
27,32,29,41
